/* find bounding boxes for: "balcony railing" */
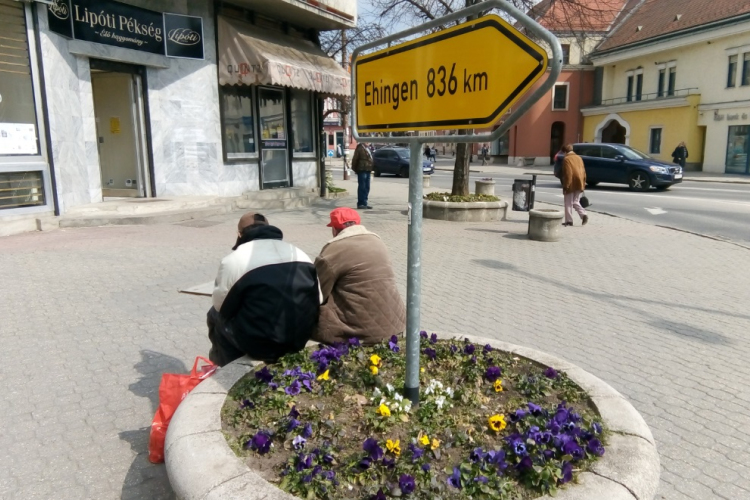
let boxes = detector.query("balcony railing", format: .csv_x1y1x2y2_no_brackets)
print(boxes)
599,87,700,106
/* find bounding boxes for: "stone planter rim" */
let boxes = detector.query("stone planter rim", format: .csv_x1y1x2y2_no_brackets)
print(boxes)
423,200,504,209
164,335,660,500
530,208,564,219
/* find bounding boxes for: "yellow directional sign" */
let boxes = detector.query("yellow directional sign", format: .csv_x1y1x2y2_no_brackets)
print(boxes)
354,15,548,132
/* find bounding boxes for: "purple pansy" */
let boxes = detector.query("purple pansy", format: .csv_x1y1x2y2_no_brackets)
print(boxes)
363,437,384,461
449,344,458,354
382,456,396,468
592,422,603,434
420,330,428,339
388,335,400,352
527,402,544,416
513,442,527,456
560,462,574,484
483,344,493,354
485,366,502,382
372,489,387,500
470,447,486,463
248,431,272,455
464,344,476,355
587,438,605,457
268,382,279,390
474,475,489,484
421,463,431,472
285,380,301,396
447,466,462,489
295,453,313,471
408,443,423,462
292,435,306,450
302,474,312,483
399,474,416,494
255,366,274,384
348,337,361,347
562,440,585,461
554,407,569,424
301,423,313,439
359,457,371,469
510,409,527,423
423,348,437,361
322,470,336,481
516,456,534,471
240,399,254,409
301,379,312,392
287,418,300,431
430,333,438,344
288,406,300,419
544,366,559,379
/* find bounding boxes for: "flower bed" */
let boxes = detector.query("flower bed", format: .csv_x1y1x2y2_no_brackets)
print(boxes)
222,334,607,500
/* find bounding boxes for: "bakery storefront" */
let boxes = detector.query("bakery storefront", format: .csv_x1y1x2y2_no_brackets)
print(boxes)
0,0,349,222
699,103,750,174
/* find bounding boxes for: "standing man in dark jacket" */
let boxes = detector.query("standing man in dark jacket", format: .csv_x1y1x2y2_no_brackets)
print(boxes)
561,144,589,227
671,142,688,169
352,142,374,209
207,212,321,366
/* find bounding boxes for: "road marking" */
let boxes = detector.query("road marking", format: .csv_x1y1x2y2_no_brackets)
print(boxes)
645,207,668,215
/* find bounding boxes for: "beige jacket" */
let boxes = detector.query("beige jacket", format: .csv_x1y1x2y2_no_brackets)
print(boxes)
314,225,406,345
562,152,587,194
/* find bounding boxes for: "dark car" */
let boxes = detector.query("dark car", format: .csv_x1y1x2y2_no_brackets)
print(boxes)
556,143,682,191
372,147,434,177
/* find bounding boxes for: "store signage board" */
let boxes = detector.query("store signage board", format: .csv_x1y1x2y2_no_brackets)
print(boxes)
46,0,204,60
355,14,548,132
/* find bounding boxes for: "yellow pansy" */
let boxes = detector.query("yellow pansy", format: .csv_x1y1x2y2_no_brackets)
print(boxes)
420,367,425,373
378,403,391,417
370,365,379,375
370,354,382,366
431,438,440,450
494,379,503,392
386,439,401,456
317,370,330,381
419,434,430,446
488,414,507,432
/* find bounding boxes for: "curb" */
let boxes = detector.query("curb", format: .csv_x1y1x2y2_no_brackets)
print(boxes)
165,335,660,500
58,204,234,228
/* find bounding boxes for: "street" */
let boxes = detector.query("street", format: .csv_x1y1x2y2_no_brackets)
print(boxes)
377,158,750,244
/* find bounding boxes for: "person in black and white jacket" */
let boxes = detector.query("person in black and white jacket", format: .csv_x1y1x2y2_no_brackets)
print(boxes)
207,212,321,366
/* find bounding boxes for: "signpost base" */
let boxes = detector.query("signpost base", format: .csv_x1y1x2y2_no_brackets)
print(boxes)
404,141,423,405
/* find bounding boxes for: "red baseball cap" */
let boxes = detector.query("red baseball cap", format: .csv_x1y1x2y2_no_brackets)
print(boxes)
327,207,361,229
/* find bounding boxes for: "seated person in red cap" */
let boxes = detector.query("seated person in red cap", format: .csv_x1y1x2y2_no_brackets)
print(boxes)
313,207,406,345
207,212,321,366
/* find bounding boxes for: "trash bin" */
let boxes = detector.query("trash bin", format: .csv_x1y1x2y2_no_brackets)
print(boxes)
512,179,532,211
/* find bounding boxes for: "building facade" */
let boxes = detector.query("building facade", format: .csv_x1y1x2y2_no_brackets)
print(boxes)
583,0,750,172
0,0,353,229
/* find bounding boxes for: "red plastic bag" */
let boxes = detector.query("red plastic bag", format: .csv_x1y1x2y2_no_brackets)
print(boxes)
148,356,217,463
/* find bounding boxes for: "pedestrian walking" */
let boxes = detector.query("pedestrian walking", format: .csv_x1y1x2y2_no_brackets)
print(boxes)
671,142,688,169
423,144,431,160
561,144,588,227
481,144,489,165
352,142,373,209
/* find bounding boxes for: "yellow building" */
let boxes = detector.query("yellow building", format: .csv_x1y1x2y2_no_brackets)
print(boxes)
582,0,750,173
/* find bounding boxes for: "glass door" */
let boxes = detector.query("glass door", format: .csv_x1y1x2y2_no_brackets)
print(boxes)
257,88,289,188
726,126,749,174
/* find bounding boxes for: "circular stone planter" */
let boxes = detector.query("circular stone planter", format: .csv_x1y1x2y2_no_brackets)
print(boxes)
324,190,349,200
423,200,507,222
165,336,660,500
529,209,564,242
475,180,496,196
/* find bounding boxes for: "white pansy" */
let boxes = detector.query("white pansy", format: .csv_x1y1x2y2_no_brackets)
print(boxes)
386,383,394,393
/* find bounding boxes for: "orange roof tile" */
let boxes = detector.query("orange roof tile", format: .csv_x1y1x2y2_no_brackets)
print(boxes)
530,0,630,32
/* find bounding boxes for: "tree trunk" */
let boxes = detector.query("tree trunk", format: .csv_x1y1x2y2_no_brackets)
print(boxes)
451,0,480,196
451,131,471,196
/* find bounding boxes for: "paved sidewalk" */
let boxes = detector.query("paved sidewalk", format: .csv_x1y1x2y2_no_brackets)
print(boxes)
1,178,750,499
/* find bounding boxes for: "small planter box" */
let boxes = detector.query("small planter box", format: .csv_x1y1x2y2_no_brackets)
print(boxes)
528,209,563,242
475,180,495,196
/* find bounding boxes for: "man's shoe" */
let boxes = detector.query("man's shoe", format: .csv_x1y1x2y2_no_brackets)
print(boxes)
365,205,373,209
356,205,366,209
582,215,589,226
562,222,573,227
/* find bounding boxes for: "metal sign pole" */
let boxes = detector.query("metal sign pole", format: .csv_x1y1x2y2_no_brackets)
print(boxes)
404,141,423,405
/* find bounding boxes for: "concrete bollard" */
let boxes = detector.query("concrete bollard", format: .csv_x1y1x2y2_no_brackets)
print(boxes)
423,175,430,188
528,209,564,242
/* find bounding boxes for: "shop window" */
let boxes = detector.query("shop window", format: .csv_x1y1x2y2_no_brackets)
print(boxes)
667,67,676,96
0,171,45,209
726,125,749,174
561,44,570,65
657,69,665,97
221,86,256,157
727,55,737,88
649,128,662,155
290,90,314,154
635,74,643,101
742,53,750,86
0,0,39,157
328,134,334,146
626,75,634,102
552,83,568,110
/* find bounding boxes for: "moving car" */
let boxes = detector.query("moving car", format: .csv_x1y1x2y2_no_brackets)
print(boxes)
372,147,434,177
555,143,683,191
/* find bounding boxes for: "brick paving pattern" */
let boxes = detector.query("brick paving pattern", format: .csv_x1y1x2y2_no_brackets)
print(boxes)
1,178,749,499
